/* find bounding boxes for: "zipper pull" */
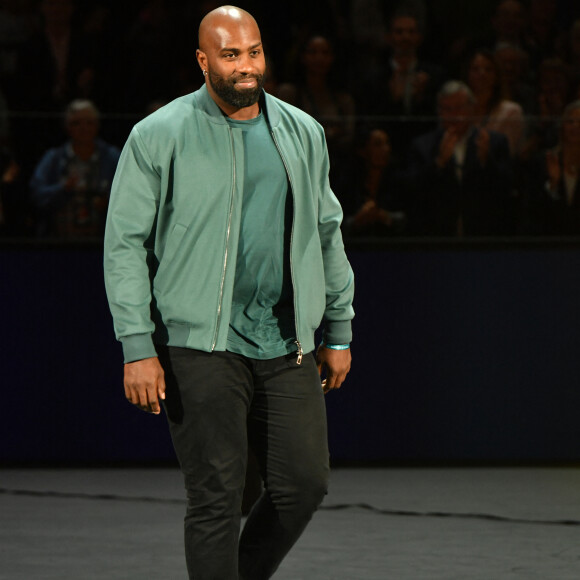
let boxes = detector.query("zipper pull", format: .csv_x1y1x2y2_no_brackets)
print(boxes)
295,340,303,365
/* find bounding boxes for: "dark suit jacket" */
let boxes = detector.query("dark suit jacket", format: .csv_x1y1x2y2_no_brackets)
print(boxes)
12,29,96,112
357,58,446,156
407,127,514,236
520,152,580,236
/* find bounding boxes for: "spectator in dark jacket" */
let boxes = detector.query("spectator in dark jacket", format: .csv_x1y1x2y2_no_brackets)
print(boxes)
337,126,407,237
520,100,580,235
407,81,514,236
357,10,446,157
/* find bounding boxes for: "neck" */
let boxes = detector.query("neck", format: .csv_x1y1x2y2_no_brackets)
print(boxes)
73,142,95,161
226,103,260,120
393,54,416,70
473,89,492,112
365,166,383,194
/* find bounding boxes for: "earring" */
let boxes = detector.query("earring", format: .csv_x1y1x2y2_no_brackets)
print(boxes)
203,70,207,76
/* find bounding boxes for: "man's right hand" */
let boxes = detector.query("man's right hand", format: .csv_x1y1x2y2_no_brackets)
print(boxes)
123,357,166,414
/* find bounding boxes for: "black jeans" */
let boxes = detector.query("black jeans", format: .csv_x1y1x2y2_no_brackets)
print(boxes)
158,347,330,580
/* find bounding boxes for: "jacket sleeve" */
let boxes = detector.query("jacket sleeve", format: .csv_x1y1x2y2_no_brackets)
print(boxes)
316,128,355,345
103,127,161,363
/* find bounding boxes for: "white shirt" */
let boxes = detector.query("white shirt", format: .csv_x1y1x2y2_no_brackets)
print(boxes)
452,128,474,183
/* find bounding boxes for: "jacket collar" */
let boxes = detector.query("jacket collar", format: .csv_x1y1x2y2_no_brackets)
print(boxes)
194,84,280,127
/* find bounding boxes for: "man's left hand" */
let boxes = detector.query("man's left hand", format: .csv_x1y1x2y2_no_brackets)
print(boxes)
316,345,352,394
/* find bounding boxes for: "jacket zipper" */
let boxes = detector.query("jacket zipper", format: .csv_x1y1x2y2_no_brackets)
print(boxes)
211,126,236,351
271,127,302,364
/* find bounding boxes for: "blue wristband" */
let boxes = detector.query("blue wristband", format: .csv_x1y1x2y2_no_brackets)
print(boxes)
321,342,350,350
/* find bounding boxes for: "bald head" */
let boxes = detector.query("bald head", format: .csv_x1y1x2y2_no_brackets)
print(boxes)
198,5,259,52
196,5,265,118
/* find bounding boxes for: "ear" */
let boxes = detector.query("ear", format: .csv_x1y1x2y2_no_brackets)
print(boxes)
196,49,207,73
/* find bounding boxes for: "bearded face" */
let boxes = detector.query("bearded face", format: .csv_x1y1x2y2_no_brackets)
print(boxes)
208,70,264,108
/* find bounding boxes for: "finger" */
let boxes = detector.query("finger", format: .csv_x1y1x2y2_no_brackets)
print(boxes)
146,386,161,414
157,374,166,401
126,383,142,407
123,381,132,402
137,386,151,412
325,371,339,391
327,367,349,391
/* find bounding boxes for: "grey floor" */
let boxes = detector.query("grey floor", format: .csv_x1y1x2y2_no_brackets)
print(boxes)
1,467,580,579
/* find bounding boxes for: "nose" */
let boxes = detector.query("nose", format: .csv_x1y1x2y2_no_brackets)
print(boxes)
237,53,255,74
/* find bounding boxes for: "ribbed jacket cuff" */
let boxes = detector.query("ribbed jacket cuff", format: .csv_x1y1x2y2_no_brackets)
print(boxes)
322,320,352,346
120,333,158,363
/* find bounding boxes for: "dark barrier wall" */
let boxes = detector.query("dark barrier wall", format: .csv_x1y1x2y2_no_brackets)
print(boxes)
2,241,580,464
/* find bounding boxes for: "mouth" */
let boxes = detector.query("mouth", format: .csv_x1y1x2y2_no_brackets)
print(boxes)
234,76,259,89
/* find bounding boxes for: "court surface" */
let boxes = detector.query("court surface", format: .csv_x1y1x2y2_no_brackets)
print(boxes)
2,467,580,579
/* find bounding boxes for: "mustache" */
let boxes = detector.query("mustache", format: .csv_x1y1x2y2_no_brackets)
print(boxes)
232,73,263,83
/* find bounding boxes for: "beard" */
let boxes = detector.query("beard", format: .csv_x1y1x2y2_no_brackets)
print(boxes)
208,71,264,108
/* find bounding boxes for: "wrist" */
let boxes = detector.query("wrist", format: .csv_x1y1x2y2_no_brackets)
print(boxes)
320,341,350,350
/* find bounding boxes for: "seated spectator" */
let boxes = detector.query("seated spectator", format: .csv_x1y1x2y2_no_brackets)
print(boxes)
277,34,356,169
406,81,514,236
336,126,407,237
118,0,180,113
522,58,572,159
494,44,536,113
11,0,100,111
0,0,37,100
465,49,525,155
349,0,389,87
77,1,119,113
30,99,120,238
520,100,580,235
525,0,560,63
489,0,528,51
468,0,539,62
356,9,445,158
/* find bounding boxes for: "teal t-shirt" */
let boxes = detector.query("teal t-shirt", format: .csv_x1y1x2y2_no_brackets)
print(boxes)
225,112,296,359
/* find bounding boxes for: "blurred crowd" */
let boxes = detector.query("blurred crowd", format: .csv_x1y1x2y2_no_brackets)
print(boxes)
1,0,580,239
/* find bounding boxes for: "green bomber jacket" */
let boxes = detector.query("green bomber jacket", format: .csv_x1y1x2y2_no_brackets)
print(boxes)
104,85,354,363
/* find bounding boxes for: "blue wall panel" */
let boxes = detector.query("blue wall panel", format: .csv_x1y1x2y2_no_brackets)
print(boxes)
2,243,580,463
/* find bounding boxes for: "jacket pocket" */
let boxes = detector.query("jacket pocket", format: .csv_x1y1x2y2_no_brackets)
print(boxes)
154,223,188,292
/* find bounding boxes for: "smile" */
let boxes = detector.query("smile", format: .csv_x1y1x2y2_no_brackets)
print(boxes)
234,78,258,89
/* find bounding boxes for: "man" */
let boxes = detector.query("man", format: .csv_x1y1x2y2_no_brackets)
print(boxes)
14,0,97,111
407,80,513,236
103,6,354,580
357,10,445,158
